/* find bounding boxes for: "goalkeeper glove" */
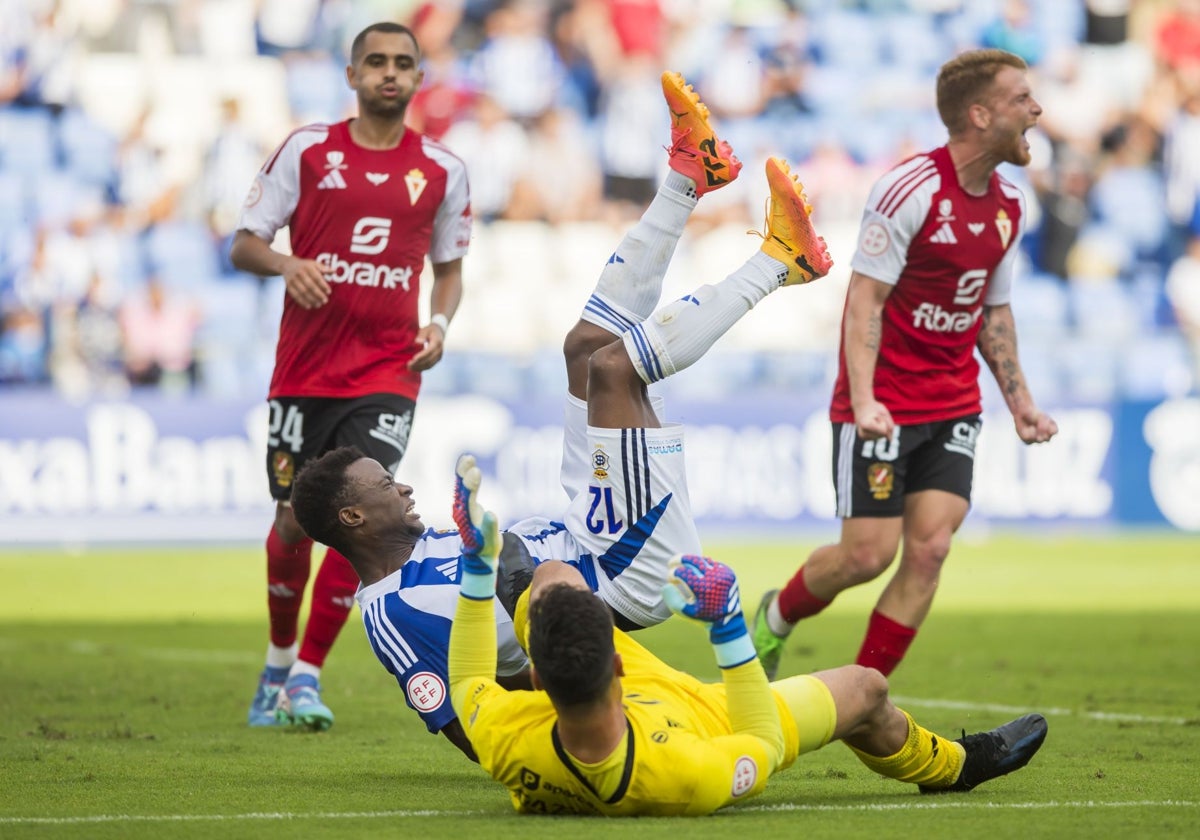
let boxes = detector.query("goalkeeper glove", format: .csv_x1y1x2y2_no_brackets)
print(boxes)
453,453,500,599
661,554,755,668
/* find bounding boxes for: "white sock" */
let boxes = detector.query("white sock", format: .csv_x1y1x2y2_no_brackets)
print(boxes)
624,251,785,383
266,642,298,670
582,171,697,336
289,660,322,680
767,597,793,637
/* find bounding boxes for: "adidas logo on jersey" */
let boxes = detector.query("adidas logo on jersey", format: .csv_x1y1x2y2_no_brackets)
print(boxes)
318,151,348,190
930,222,957,244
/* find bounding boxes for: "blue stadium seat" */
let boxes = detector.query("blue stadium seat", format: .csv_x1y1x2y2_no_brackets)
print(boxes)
879,14,950,73
1055,336,1118,401
0,168,28,234
57,108,118,188
29,170,104,228
1011,271,1070,337
0,108,56,173
1069,279,1139,339
143,221,221,287
1117,334,1194,400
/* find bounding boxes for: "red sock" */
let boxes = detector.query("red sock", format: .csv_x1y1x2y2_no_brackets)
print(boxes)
266,526,313,648
856,610,917,676
777,566,832,623
297,548,359,668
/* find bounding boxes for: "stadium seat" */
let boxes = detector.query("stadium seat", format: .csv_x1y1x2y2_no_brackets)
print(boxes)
143,221,221,288
1011,271,1070,338
29,171,105,229
0,168,28,234
1117,333,1194,400
0,108,57,173
57,108,119,188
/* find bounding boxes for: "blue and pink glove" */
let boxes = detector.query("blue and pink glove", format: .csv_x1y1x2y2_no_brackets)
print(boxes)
453,454,500,599
661,554,755,668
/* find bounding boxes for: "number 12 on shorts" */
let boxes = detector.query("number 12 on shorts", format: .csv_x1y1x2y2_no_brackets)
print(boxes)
585,486,624,535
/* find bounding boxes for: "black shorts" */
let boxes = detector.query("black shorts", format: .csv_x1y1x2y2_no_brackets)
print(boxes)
830,414,982,518
265,393,417,502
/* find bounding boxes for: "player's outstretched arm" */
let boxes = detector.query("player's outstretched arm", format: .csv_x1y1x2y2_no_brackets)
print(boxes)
662,555,784,765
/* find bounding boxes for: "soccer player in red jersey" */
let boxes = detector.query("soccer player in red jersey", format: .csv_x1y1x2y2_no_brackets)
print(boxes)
752,49,1058,680
230,22,472,729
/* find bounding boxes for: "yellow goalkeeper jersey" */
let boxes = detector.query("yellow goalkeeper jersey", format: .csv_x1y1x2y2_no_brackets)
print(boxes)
451,600,801,816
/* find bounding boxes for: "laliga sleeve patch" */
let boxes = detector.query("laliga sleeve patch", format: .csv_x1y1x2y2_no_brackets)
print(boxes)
244,179,263,208
731,755,758,797
860,221,890,256
405,671,447,713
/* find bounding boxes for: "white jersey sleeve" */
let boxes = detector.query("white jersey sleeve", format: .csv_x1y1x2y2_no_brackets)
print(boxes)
236,124,329,243
984,180,1027,306
423,137,472,265
850,156,940,286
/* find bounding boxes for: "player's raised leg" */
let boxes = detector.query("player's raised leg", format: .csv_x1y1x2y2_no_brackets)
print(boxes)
564,72,742,403
601,157,832,407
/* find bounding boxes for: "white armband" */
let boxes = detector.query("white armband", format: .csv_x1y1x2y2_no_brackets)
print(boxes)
430,313,449,335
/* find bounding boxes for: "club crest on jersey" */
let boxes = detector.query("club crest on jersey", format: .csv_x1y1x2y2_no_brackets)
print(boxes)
273,451,295,487
592,448,610,480
365,171,389,185
867,462,894,500
318,151,348,189
995,209,1012,248
405,168,428,205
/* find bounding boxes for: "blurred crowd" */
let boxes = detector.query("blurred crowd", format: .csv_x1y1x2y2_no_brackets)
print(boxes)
2,0,1200,402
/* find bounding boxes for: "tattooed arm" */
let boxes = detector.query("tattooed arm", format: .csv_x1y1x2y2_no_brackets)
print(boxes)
977,304,1058,444
844,271,895,441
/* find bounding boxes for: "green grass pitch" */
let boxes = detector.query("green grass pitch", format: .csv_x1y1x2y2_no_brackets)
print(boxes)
1,532,1198,839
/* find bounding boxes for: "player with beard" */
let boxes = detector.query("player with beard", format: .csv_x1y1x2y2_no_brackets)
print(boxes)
753,48,1059,680
231,22,472,730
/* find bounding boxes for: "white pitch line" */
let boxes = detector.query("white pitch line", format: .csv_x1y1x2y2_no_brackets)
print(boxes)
52,641,1200,726
744,799,1200,814
2,801,1195,825
890,695,1195,727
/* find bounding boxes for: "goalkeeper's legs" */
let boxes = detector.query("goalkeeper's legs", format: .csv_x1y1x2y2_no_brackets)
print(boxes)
795,665,965,786
792,664,1046,791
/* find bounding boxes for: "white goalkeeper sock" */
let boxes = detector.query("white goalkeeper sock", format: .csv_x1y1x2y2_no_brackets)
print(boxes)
623,251,783,384
581,171,697,337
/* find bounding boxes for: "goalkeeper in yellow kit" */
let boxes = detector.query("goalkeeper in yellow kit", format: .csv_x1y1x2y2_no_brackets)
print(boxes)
448,457,1048,816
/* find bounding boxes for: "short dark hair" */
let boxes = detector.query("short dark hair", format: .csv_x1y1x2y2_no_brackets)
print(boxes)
527,584,615,707
936,48,1027,135
290,446,366,553
350,21,420,65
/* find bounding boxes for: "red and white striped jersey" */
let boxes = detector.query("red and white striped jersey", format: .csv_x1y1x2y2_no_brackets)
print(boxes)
238,119,472,400
830,144,1025,425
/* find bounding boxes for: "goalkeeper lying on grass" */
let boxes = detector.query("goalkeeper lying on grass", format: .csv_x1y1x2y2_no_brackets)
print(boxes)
448,455,1049,816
